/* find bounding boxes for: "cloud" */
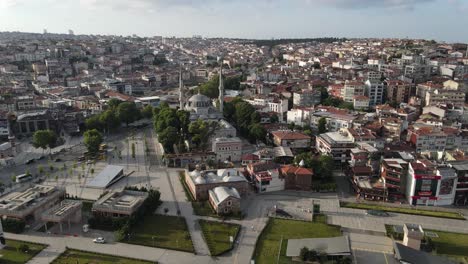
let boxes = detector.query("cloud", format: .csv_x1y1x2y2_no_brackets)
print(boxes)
303,0,434,9
0,0,439,11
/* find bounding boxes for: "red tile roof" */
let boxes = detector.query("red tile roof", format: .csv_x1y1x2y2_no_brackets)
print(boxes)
271,131,311,140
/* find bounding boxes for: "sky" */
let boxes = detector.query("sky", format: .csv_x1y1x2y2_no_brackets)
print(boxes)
0,0,467,42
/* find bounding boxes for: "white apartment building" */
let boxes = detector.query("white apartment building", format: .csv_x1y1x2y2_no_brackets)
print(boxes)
245,97,288,121
342,81,365,102
286,108,314,127
365,80,385,107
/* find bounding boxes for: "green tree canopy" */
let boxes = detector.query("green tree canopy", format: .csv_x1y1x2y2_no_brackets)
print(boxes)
84,129,103,154
85,115,103,131
117,102,140,126
99,110,120,133
158,127,178,153
107,98,122,109
248,123,267,143
189,119,213,151
141,105,154,119
318,117,327,134
199,74,242,98
32,130,57,152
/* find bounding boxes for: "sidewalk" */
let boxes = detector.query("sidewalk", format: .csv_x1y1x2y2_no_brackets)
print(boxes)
6,232,215,264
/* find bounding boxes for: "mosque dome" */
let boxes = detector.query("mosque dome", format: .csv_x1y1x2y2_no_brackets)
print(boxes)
188,93,212,108
194,176,207,184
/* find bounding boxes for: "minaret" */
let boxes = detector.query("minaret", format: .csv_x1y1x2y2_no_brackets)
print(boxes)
218,66,224,113
179,64,184,110
0,218,5,249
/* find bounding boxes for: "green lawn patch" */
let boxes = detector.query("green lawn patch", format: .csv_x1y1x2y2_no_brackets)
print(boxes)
125,214,194,253
51,248,155,264
427,230,468,262
341,202,465,220
199,220,240,256
254,217,341,264
0,240,47,264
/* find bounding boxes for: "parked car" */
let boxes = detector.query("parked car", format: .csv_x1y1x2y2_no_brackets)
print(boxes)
25,159,35,165
93,237,105,244
54,158,62,162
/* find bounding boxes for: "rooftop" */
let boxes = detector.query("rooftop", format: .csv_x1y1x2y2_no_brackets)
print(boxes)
93,190,148,214
86,165,125,189
286,236,351,257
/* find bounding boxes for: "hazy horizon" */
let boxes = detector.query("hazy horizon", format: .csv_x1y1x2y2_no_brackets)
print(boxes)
1,0,467,42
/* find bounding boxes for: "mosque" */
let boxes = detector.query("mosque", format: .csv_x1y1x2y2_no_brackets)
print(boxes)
179,66,225,122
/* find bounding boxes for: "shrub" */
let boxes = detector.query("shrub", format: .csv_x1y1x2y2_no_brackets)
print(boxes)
19,244,30,252
1,218,26,233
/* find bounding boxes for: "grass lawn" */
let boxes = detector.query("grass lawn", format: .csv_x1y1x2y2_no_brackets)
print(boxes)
0,240,46,264
254,217,341,264
341,202,465,220
51,249,155,264
199,220,240,256
427,230,468,262
126,214,194,253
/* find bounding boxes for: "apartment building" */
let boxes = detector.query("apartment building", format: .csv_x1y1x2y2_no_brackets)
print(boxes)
316,129,355,165
425,89,465,107
293,89,321,107
365,80,385,107
381,159,409,199
385,80,412,104
342,81,365,102
406,160,457,206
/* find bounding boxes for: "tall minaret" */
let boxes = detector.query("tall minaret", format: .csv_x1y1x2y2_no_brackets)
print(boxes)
179,64,184,110
0,218,5,249
218,66,224,113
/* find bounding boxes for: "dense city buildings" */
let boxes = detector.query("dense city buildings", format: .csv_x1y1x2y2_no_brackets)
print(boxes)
0,30,467,264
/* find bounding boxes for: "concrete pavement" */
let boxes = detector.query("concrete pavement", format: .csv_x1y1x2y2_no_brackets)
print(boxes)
6,232,215,264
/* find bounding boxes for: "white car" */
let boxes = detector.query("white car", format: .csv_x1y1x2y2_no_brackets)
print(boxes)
93,237,105,244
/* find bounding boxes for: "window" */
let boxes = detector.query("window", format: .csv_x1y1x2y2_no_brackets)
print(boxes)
227,201,232,206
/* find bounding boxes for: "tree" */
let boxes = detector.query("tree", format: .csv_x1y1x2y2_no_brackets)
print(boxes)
141,105,154,119
0,181,5,193
270,114,279,123
100,110,120,133
85,115,103,131
131,143,136,159
318,117,327,134
107,98,122,109
300,247,309,261
84,129,103,154
32,130,57,154
158,127,178,153
294,152,314,168
319,155,334,181
248,123,266,143
189,119,212,151
117,102,140,126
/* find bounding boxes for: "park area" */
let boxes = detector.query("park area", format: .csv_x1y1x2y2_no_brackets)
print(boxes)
427,230,468,263
51,249,155,264
254,216,341,264
199,220,240,256
126,214,194,252
341,202,465,220
0,240,46,264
